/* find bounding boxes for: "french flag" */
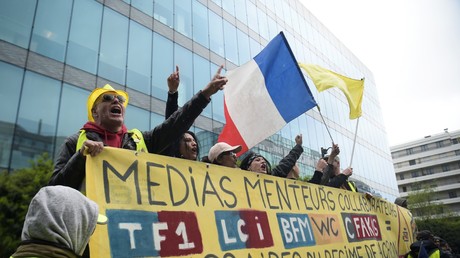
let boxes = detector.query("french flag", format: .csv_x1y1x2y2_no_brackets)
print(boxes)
218,32,317,155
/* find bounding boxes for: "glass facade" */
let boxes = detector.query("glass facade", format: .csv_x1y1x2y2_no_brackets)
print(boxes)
0,0,399,200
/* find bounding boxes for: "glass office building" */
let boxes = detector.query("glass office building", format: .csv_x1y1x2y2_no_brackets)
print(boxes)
0,0,398,200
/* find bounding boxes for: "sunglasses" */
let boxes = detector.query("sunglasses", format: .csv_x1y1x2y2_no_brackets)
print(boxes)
100,94,126,104
219,151,236,158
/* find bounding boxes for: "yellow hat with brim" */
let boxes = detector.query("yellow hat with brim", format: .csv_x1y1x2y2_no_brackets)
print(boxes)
87,84,129,122
97,214,108,225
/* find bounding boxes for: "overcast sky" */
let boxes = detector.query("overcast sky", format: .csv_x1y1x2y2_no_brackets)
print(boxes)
300,0,460,146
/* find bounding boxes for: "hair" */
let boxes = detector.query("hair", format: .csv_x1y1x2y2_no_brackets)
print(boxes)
239,151,272,172
170,131,200,160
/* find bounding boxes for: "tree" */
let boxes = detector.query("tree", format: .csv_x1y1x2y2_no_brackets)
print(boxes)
0,153,52,257
407,183,450,220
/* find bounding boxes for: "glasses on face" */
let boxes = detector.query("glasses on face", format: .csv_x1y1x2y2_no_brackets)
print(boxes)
220,151,236,158
100,94,126,104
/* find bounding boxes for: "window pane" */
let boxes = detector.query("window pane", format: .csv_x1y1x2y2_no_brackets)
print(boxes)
132,0,153,16
192,1,209,48
30,0,72,61
125,106,150,132
222,0,235,16
154,0,173,28
234,0,247,25
12,71,61,169
223,20,238,64
67,0,102,74
0,62,24,169
237,29,250,65
210,63,225,122
174,1,191,37
98,7,129,84
174,44,193,104
55,84,89,157
127,21,152,94
209,11,224,56
152,32,173,101
249,36,261,57
150,112,163,129
246,1,258,34
0,0,36,48
257,11,269,40
193,54,211,117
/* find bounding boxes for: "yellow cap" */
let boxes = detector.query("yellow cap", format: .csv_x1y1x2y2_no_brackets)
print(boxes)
87,84,129,122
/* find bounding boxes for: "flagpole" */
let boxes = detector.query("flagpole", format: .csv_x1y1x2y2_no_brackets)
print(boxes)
316,106,334,143
349,117,360,167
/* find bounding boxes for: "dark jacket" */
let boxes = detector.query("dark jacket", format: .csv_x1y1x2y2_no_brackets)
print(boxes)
308,170,323,184
49,91,210,189
327,172,357,192
405,240,443,258
271,144,303,178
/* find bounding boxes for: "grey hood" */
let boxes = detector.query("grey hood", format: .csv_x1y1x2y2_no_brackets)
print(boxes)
21,186,99,256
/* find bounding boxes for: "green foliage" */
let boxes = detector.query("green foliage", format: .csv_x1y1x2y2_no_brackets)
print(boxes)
407,183,449,219
0,153,52,257
416,216,460,256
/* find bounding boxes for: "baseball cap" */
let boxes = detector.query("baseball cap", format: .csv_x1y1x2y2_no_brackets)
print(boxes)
208,142,242,162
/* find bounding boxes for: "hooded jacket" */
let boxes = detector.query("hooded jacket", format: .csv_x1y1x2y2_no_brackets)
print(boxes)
11,186,100,257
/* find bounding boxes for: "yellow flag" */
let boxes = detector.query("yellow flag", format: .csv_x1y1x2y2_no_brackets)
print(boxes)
299,63,364,119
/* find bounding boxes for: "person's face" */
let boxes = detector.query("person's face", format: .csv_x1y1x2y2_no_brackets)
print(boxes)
248,156,267,174
179,133,197,160
92,93,126,131
216,151,238,168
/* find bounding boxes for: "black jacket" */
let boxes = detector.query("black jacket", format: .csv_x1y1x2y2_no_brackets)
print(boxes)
49,91,210,189
271,144,303,178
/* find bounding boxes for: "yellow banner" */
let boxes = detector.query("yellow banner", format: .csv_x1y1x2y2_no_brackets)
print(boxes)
86,147,415,258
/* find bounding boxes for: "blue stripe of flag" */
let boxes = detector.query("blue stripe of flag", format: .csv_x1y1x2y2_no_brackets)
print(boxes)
254,32,317,122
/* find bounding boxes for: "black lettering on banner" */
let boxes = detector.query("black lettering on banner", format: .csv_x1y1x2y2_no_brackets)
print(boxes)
202,171,224,207
287,183,301,210
103,160,141,204
220,176,237,208
300,185,314,211
244,177,265,208
166,164,189,206
276,180,291,210
146,161,166,206
365,243,378,257
189,166,200,206
263,179,278,209
311,216,339,237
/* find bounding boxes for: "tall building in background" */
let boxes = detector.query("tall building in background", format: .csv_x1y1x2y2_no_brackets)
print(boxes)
0,0,398,200
391,129,460,217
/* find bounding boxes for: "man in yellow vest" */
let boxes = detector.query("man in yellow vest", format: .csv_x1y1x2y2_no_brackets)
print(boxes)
49,66,227,191
320,144,357,192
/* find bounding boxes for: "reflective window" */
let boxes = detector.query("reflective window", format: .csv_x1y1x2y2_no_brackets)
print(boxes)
174,1,191,37
132,0,154,16
152,32,173,101
154,0,173,28
267,15,278,40
223,21,238,64
12,71,61,170
30,0,72,61
193,54,211,117
249,37,261,57
54,84,89,157
246,1,258,34
150,112,163,129
127,21,152,94
237,29,250,65
67,0,102,74
174,44,193,104
222,0,235,16
210,63,225,123
125,105,150,132
0,0,36,48
257,11,269,40
0,62,24,169
192,1,209,48
210,0,222,7
234,0,247,25
208,10,224,56
98,7,129,85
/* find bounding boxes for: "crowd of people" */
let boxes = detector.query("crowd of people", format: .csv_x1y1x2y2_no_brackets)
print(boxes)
12,66,454,257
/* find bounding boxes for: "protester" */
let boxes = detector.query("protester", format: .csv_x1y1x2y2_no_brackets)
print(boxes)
207,142,242,168
405,230,446,258
49,66,227,190
286,163,300,179
164,65,200,160
318,144,356,192
10,186,107,258
307,158,329,184
239,134,303,178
